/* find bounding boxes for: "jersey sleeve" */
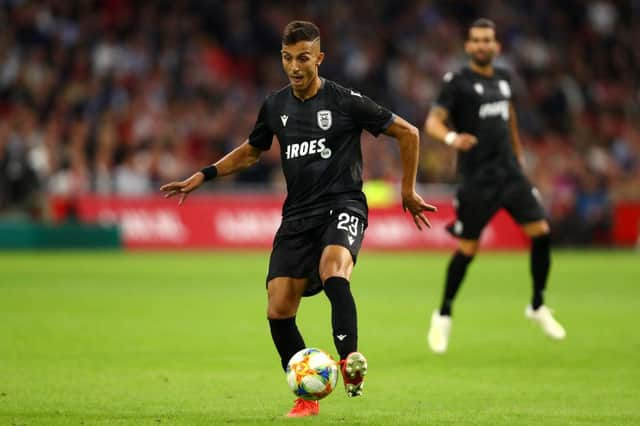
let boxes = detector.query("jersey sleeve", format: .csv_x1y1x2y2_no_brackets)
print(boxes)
343,90,394,137
433,72,459,114
502,69,516,102
248,98,274,150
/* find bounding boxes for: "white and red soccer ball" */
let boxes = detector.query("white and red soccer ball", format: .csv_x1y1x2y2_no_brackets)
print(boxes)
286,348,339,400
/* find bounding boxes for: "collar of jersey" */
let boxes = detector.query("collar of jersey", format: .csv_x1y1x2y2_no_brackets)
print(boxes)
465,65,495,80
290,77,326,102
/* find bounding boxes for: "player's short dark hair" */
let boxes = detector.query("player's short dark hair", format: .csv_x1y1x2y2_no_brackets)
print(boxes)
282,21,320,45
468,18,497,38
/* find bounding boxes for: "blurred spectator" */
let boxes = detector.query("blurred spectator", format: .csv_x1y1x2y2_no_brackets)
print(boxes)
576,171,611,244
0,0,638,245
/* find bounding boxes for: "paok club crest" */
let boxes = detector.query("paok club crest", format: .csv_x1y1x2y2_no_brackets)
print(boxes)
317,110,332,130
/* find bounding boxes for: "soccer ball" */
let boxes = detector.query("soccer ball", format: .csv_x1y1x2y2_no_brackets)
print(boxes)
286,348,339,400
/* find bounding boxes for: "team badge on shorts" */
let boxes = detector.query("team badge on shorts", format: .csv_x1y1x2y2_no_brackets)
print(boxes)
317,110,332,130
453,220,463,235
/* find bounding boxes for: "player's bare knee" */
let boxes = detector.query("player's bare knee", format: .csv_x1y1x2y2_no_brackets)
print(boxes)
458,240,478,257
266,281,303,318
319,268,349,284
319,247,353,282
267,300,298,319
319,258,352,283
523,220,550,238
459,247,477,258
267,308,297,319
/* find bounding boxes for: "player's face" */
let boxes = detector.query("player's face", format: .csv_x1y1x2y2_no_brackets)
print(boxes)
465,27,500,67
281,39,324,92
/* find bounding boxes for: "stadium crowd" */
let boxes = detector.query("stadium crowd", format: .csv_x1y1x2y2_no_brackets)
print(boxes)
1,0,638,244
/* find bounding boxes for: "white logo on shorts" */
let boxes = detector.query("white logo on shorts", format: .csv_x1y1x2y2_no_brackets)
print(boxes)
454,220,463,235
337,213,360,237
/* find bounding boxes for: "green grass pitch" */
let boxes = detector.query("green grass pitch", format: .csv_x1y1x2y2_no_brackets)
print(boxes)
1,250,638,425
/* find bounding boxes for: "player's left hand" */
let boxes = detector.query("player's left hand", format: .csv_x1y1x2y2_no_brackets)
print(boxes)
402,191,438,231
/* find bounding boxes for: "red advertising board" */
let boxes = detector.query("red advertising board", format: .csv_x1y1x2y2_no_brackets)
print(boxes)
613,202,640,246
71,195,529,250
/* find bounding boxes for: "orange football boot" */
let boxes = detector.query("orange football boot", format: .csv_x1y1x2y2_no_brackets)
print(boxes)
286,398,320,418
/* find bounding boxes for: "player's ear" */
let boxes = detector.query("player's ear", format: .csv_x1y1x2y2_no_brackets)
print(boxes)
494,41,502,55
316,51,325,66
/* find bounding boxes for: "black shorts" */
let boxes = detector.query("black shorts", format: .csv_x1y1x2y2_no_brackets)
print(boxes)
447,175,546,240
266,209,367,297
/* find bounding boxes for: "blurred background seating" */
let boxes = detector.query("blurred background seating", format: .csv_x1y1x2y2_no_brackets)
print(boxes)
1,0,638,245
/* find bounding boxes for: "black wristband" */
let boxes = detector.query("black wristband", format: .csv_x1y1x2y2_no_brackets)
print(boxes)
200,165,218,181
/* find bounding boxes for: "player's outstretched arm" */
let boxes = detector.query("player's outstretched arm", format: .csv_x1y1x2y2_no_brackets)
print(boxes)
160,140,263,205
384,115,437,230
425,106,477,151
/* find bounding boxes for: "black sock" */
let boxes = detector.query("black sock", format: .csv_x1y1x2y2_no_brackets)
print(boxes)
440,251,473,316
531,233,551,310
268,316,306,372
323,276,357,360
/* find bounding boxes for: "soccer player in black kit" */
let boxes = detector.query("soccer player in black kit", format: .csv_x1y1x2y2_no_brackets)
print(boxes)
424,18,566,354
161,21,436,417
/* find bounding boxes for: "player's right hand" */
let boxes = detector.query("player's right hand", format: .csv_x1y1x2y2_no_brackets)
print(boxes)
453,133,477,151
402,191,438,231
160,172,205,206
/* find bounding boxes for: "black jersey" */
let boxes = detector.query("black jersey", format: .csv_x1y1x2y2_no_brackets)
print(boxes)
434,66,521,183
249,78,394,220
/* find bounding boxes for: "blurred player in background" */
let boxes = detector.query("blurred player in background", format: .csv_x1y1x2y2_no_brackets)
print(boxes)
162,21,436,417
424,18,566,354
